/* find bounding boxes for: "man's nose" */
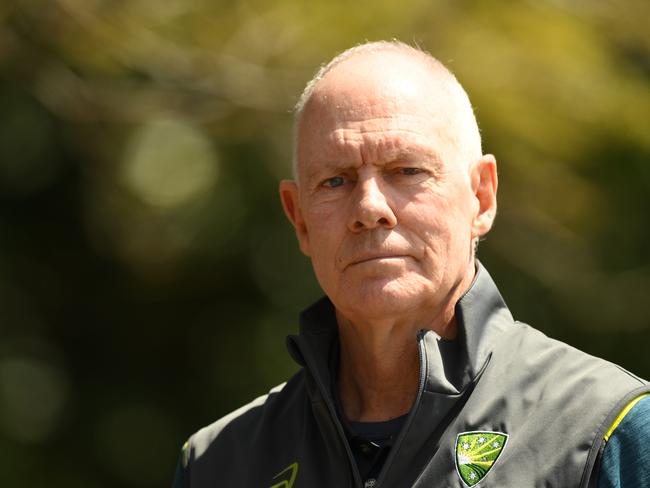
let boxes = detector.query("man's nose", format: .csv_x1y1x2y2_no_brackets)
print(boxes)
348,176,397,232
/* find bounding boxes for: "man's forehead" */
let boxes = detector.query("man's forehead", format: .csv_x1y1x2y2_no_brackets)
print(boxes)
293,48,479,181
301,116,448,162
297,50,458,149
297,83,453,172
304,97,435,128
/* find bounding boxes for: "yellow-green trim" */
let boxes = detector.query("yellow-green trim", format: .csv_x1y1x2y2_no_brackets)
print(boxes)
603,393,650,441
181,440,190,468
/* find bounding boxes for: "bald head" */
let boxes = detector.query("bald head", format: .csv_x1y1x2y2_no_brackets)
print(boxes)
293,41,483,181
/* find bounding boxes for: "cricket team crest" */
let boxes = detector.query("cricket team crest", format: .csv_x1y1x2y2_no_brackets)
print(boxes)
454,431,508,486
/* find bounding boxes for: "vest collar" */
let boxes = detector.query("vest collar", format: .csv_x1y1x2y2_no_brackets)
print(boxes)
287,261,513,400
446,260,514,393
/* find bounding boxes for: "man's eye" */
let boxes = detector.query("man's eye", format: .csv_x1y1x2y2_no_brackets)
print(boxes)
323,176,345,188
400,167,422,175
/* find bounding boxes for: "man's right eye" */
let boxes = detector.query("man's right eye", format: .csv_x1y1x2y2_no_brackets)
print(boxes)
323,176,345,188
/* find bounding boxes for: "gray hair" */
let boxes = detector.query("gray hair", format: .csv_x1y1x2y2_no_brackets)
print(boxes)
292,40,483,181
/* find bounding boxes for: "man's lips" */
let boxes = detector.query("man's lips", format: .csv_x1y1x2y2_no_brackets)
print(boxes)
348,254,411,266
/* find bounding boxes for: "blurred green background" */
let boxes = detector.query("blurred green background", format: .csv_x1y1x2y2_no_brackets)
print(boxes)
0,0,649,486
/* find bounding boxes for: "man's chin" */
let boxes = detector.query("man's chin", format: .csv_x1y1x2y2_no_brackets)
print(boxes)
333,279,427,317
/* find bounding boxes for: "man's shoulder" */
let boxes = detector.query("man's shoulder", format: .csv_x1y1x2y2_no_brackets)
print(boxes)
504,320,645,389
185,369,307,462
189,382,286,456
174,370,308,487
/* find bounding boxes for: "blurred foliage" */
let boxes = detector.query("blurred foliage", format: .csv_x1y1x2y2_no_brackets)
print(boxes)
0,0,649,486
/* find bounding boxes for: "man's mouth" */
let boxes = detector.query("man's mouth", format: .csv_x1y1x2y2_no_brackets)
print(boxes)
349,254,410,266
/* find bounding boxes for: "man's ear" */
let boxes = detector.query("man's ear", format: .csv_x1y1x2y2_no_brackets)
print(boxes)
279,180,311,256
470,154,498,239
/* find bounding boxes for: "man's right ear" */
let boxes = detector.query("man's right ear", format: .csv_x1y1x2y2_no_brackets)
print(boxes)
279,180,310,256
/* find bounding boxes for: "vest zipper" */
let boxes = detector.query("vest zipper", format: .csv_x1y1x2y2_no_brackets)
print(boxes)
373,330,428,488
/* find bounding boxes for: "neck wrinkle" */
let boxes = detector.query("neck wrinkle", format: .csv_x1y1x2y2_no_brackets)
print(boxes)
337,323,420,422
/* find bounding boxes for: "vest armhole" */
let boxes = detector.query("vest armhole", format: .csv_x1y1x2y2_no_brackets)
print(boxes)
579,385,650,488
603,392,650,441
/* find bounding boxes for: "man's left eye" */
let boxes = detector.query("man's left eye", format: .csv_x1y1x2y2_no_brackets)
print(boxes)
323,176,345,188
400,167,423,175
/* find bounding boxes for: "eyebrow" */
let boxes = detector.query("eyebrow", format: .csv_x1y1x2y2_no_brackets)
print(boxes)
383,147,443,166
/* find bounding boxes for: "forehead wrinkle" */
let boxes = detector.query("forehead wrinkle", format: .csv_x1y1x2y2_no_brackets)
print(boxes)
330,127,443,166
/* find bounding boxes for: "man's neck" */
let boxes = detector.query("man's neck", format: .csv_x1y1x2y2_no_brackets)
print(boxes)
335,263,475,423
337,321,422,422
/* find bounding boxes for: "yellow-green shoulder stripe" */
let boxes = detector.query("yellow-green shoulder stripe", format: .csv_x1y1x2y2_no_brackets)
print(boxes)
181,440,190,468
603,393,650,441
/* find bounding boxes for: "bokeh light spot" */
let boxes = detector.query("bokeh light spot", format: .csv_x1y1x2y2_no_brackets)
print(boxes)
121,118,218,209
0,357,69,444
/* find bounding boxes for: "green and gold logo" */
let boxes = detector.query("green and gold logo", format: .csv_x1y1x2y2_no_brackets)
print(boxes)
454,431,508,486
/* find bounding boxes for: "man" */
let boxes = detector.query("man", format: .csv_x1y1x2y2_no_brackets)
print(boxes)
173,41,650,487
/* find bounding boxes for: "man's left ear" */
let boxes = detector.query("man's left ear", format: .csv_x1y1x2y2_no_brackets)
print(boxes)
470,154,498,239
279,179,311,256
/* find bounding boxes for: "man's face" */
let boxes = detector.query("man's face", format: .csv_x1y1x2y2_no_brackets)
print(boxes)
281,54,495,322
